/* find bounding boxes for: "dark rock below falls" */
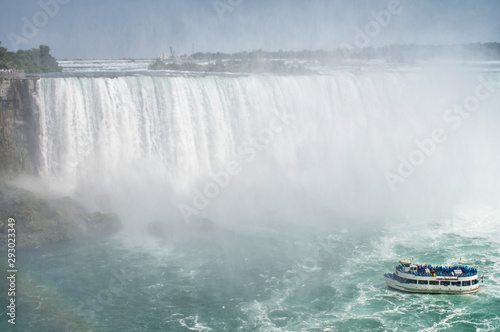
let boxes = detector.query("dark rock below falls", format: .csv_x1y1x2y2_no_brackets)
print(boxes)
0,181,122,248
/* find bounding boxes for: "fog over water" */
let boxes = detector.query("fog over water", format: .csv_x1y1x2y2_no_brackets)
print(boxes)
33,68,500,230
1,1,500,331
12,65,500,330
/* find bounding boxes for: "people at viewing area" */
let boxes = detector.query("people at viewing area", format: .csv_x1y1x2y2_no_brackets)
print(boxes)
0,69,24,72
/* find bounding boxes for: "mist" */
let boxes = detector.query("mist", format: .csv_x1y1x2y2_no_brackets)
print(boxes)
28,69,500,236
2,1,500,331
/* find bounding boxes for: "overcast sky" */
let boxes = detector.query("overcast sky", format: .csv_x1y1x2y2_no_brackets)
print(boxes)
1,0,499,59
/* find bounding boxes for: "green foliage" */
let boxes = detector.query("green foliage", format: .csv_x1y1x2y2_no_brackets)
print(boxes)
148,58,169,70
148,58,206,71
190,43,500,65
0,42,62,73
149,57,311,74
0,42,9,70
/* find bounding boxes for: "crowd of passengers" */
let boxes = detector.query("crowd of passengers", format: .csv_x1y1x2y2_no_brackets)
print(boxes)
397,265,477,277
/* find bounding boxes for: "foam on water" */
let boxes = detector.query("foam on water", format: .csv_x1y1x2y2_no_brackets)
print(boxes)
3,207,498,331
5,64,500,330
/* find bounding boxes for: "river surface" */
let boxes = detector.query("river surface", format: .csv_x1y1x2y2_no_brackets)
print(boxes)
1,60,500,331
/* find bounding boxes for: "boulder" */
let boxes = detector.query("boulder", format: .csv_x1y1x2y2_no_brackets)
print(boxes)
0,181,122,248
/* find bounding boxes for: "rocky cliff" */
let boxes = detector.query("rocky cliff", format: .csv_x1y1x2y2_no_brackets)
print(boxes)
0,77,123,247
0,181,122,248
0,76,39,177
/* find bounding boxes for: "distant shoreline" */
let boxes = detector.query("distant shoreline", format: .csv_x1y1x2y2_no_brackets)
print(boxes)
56,42,500,62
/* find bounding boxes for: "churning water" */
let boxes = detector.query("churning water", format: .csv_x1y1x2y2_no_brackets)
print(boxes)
2,62,500,331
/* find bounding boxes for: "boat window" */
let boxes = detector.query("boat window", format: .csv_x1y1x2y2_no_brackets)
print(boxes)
429,280,439,285
440,281,450,286
418,280,428,284
462,281,471,286
451,282,460,286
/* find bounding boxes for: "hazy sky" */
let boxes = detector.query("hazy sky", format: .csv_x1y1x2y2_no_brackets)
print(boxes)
1,0,499,59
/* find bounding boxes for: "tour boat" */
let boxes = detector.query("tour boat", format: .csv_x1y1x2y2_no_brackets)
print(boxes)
384,258,481,294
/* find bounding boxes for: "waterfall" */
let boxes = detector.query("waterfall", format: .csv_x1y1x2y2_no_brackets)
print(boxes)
34,70,500,223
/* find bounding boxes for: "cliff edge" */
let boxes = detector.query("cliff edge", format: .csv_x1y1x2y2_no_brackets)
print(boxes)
0,76,39,177
0,77,123,248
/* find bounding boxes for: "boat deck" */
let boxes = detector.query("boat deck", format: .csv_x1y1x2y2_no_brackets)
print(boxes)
385,260,481,294
396,264,477,277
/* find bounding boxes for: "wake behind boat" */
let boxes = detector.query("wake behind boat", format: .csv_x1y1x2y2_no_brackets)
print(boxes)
384,258,481,294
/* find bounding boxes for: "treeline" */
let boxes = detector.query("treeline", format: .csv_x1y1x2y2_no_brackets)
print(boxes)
0,42,62,73
191,49,335,61
151,42,500,73
149,58,310,74
348,42,500,63
189,42,500,64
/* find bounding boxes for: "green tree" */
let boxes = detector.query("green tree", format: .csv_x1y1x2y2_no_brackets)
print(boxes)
0,42,62,73
0,42,9,69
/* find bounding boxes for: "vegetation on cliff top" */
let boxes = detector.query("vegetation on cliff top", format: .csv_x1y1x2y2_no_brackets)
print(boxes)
149,57,311,74
150,43,500,73
0,41,62,73
189,43,500,63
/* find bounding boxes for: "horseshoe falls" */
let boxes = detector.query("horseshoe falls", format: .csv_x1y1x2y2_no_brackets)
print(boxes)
11,67,500,331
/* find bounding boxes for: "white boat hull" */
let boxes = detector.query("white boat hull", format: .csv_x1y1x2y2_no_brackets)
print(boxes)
384,274,480,294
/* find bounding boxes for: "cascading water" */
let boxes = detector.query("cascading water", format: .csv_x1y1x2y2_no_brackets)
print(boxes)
35,70,500,224
14,67,500,331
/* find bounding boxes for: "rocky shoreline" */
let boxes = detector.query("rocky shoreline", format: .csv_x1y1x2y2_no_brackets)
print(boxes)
0,181,122,248
0,77,122,248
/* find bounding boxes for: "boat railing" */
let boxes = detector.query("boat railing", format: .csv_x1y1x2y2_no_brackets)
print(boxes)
395,265,477,277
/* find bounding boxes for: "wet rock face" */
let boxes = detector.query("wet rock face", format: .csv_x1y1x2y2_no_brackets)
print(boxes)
0,182,122,248
0,78,38,178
